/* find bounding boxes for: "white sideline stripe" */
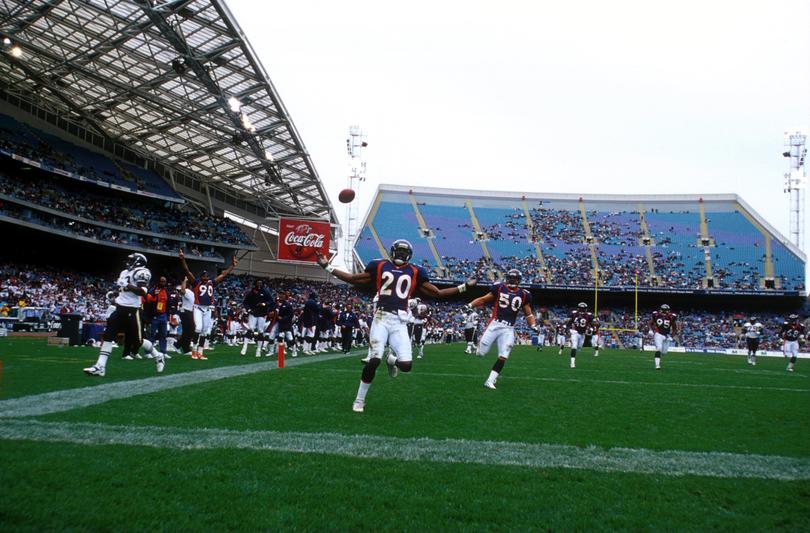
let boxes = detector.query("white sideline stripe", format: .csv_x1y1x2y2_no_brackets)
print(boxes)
299,368,810,393
0,350,363,418
1,419,808,481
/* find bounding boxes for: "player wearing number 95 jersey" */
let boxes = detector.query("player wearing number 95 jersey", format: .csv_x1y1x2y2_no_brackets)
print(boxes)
468,269,537,390
317,239,476,413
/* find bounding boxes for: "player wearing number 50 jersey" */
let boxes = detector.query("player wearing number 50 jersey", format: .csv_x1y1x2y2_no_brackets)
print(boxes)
468,269,537,390
179,249,237,360
317,239,476,413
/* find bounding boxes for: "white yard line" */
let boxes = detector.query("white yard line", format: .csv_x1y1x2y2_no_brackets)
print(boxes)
297,368,810,393
0,350,363,418
1,419,808,481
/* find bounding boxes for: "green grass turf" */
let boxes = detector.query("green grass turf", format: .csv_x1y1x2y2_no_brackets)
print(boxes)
1,338,809,531
0,337,284,399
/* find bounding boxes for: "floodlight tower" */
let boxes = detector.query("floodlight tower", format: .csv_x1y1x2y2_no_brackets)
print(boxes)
343,126,367,272
783,129,807,252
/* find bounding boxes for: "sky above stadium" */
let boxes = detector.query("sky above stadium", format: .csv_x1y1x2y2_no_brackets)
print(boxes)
227,0,810,267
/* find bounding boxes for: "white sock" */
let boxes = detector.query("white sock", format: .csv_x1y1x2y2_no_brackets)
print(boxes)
97,341,113,368
487,370,499,383
256,341,263,354
242,338,249,350
386,353,397,366
356,381,371,402
141,339,154,354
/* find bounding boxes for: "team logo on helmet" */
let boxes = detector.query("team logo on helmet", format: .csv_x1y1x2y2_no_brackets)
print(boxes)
577,302,588,309
126,252,147,269
660,304,670,311
390,239,413,266
505,269,521,288
789,314,799,321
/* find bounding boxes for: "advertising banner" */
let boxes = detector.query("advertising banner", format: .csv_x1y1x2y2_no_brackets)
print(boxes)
277,217,331,263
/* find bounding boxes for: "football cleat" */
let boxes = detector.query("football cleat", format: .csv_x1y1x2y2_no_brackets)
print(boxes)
387,359,399,378
155,354,165,373
122,355,134,361
389,239,413,266
352,400,365,413
483,381,496,390
83,365,105,377
197,354,208,360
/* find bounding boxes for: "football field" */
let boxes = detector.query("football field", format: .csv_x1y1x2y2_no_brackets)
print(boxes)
1,337,809,531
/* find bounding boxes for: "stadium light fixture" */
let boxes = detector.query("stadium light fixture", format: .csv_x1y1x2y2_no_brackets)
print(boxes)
2,37,11,46
264,149,274,162
10,45,22,58
227,96,241,113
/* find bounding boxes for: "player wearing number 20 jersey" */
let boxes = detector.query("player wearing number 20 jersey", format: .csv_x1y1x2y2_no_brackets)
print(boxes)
468,269,537,390
317,239,476,413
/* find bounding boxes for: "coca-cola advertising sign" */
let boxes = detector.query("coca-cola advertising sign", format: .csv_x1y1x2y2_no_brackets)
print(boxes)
277,217,331,263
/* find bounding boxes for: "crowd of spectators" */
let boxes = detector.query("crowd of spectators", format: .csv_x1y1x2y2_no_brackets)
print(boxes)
0,172,252,246
418,205,804,291
0,117,160,195
3,260,804,353
0,199,222,260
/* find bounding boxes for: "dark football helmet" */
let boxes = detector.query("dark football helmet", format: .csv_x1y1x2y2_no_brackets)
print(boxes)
660,304,670,311
789,313,799,321
126,252,147,269
390,239,413,266
577,302,588,310
505,269,521,287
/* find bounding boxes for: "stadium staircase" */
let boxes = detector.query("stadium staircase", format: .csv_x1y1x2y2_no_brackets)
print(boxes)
636,204,661,285
697,199,716,288
578,199,601,285
408,192,444,272
464,200,497,281
520,198,548,282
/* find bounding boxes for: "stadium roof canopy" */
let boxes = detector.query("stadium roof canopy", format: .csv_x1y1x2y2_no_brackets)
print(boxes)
0,0,336,223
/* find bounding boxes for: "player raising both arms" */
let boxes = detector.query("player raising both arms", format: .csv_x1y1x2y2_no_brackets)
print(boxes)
467,269,537,389
179,249,237,360
83,253,165,376
650,304,677,370
317,239,475,413
567,302,593,368
780,313,805,372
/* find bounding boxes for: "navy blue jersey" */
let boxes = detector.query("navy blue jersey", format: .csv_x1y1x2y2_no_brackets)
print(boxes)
365,259,430,312
568,310,594,334
318,306,334,329
277,301,294,330
487,283,531,326
302,296,319,327
243,286,273,316
781,321,804,341
265,298,278,320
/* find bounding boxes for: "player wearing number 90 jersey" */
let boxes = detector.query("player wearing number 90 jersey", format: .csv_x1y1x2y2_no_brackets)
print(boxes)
317,239,476,413
179,249,237,360
468,269,537,390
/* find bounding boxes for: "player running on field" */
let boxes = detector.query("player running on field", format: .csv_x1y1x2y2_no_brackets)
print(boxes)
83,253,165,376
567,302,593,368
650,304,677,370
467,269,537,389
556,322,568,355
587,317,602,357
179,249,237,360
780,313,805,372
742,316,764,366
316,239,476,413
462,305,480,354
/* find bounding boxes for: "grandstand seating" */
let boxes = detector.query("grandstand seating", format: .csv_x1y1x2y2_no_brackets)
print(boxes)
0,112,181,200
356,188,806,292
